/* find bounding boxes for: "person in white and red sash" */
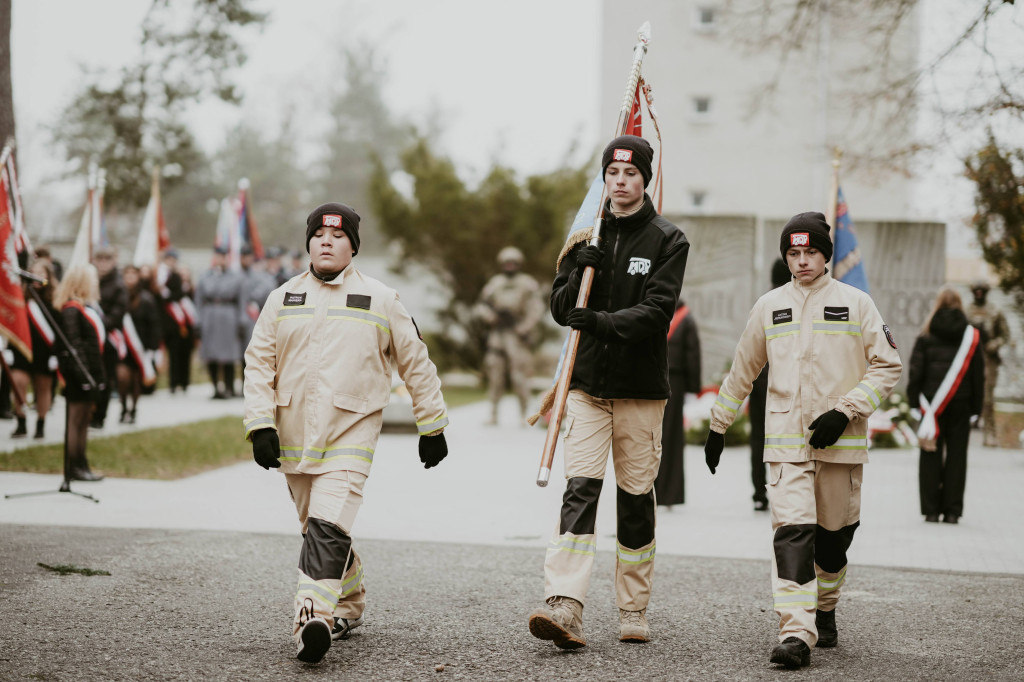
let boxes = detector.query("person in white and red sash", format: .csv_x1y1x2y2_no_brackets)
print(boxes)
907,286,985,525
54,265,107,482
159,249,197,394
116,265,162,424
92,246,128,429
9,259,60,440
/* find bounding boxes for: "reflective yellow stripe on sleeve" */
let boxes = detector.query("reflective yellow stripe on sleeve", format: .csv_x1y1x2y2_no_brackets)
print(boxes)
852,381,883,410
715,391,742,414
243,416,275,439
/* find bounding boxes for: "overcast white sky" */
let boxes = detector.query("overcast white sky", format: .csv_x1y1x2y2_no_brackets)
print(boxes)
11,0,600,210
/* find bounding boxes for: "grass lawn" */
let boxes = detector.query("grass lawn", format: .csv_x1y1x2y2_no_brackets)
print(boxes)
0,387,487,480
0,416,248,480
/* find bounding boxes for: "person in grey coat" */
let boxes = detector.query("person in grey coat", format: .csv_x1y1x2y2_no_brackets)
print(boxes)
238,245,276,388
196,246,245,398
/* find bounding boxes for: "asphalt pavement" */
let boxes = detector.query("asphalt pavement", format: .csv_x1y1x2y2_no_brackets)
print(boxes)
1,391,1023,679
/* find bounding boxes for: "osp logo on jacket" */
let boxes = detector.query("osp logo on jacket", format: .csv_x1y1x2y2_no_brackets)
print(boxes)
627,257,651,276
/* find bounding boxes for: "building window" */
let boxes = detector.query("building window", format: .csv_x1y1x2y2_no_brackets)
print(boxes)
690,191,708,212
690,96,713,122
693,6,718,33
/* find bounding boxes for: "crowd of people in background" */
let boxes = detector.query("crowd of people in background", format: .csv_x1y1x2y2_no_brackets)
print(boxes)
0,242,308,450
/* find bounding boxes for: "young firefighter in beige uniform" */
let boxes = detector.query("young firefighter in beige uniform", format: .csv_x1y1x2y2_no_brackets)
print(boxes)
703,212,902,669
243,202,449,664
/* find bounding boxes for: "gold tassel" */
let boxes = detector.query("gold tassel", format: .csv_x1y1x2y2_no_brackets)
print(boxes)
555,227,594,271
526,386,556,426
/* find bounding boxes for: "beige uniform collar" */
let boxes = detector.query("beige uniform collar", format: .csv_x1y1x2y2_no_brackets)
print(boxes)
792,269,832,296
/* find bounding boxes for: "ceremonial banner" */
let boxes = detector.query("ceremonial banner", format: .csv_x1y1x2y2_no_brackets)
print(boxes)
68,166,106,269
832,186,869,292
3,150,31,257
133,170,170,267
0,174,32,360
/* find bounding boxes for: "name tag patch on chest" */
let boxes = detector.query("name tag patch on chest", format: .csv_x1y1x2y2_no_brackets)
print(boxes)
347,294,371,310
283,292,306,306
772,309,793,324
824,306,850,321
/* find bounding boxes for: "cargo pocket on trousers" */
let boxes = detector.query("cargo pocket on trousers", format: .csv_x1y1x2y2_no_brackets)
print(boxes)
848,464,864,523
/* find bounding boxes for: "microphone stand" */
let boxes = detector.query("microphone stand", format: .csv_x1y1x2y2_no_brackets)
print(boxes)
4,268,100,503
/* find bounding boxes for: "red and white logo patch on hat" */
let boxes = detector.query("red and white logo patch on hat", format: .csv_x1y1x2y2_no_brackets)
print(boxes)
790,232,810,246
322,214,342,228
612,149,633,163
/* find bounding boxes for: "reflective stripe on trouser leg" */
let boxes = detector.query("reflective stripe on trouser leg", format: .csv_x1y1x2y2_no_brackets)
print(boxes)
334,550,365,621
544,476,603,604
615,485,656,610
768,461,818,647
814,461,862,612
286,470,367,637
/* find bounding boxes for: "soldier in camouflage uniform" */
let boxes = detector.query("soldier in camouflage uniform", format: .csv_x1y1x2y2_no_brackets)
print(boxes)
966,280,1011,447
474,246,543,426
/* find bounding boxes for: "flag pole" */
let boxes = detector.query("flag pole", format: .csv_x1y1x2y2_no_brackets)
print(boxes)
536,21,652,487
825,147,841,239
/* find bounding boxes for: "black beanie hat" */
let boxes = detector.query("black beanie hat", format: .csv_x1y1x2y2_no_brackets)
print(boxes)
780,211,833,263
601,135,654,188
306,202,361,255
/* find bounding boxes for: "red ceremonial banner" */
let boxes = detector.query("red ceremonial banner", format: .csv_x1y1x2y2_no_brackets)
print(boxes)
0,175,32,360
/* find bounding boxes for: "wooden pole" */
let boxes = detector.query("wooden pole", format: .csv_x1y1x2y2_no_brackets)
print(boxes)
536,22,652,487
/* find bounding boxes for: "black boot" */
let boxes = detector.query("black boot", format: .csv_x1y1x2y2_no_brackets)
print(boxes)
33,418,45,440
11,416,27,438
770,637,810,669
69,456,104,482
815,609,837,648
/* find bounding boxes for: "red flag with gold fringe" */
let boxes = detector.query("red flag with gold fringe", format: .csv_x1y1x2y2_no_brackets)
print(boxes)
0,173,32,361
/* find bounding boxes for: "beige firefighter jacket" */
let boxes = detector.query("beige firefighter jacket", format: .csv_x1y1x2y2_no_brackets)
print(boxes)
243,266,448,476
710,272,902,463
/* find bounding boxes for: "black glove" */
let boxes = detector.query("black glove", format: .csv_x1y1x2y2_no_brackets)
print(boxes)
252,429,281,470
419,433,448,469
704,430,725,475
575,244,604,272
808,409,850,449
566,307,600,334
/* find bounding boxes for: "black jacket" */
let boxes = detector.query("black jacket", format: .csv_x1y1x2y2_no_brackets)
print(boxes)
551,195,689,399
907,308,985,415
58,303,107,402
99,270,128,332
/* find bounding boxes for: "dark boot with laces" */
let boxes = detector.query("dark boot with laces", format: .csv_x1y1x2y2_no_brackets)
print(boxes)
815,609,837,648
11,416,27,438
295,598,331,664
770,637,810,669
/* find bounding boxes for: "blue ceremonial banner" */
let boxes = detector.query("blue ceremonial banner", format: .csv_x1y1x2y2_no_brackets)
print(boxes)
568,171,605,236
834,186,869,293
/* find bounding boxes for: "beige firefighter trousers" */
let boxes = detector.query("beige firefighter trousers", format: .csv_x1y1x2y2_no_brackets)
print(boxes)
286,469,367,637
767,460,863,647
544,390,665,611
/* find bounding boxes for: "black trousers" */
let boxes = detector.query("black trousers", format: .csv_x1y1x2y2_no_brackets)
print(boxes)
92,344,119,424
919,402,971,517
655,372,687,505
166,331,194,390
748,368,768,504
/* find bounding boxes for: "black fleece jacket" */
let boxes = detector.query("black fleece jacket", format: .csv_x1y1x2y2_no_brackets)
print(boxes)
551,195,689,399
907,307,985,415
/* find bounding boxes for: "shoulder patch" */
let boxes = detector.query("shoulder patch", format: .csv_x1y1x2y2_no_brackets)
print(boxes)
283,292,306,306
347,294,371,310
772,309,793,324
883,324,897,349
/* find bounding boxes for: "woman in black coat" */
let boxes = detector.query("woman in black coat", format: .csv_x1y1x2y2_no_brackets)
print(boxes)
9,260,59,439
116,265,162,423
907,286,984,524
54,265,107,482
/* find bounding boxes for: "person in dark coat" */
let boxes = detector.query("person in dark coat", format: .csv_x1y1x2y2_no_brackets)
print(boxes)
654,298,701,507
907,286,985,525
117,265,162,424
748,258,793,511
9,260,60,439
159,249,197,394
54,265,107,482
91,246,128,429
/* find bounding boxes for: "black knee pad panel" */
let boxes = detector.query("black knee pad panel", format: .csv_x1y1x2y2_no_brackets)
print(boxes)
299,517,354,580
815,522,860,574
774,524,816,585
616,486,655,549
559,477,604,535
